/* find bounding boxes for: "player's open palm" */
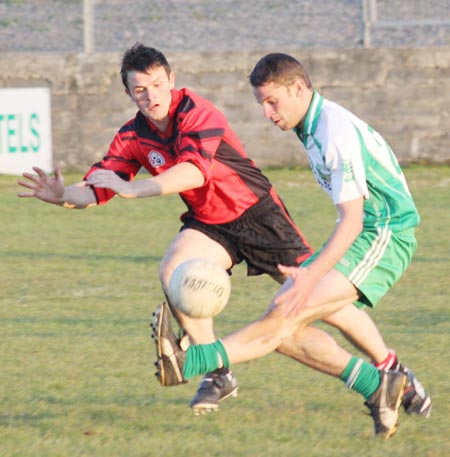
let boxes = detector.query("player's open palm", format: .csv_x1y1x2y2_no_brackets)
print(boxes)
18,165,65,204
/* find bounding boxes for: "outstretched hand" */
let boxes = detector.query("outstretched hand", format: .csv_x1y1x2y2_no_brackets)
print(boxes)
274,264,316,317
18,165,66,204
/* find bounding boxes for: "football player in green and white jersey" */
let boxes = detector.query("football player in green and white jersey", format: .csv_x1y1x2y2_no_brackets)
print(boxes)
152,53,431,439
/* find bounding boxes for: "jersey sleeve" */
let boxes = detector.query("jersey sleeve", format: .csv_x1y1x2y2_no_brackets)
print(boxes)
324,122,369,205
83,128,142,205
174,104,227,184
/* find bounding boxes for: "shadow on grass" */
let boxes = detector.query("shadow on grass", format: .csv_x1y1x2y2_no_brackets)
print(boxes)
0,250,161,264
0,412,59,426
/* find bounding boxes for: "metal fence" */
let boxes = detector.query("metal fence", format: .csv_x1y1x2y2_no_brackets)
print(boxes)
363,0,450,47
0,0,449,53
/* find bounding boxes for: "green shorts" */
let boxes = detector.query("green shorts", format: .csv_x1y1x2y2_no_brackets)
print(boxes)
303,227,417,308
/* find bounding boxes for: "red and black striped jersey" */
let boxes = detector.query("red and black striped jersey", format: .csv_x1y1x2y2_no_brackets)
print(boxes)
84,88,275,224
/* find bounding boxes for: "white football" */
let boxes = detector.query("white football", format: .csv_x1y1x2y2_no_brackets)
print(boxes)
168,258,231,318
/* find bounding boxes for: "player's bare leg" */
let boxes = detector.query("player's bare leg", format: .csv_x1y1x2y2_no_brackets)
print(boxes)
160,228,233,342
323,305,431,417
159,228,238,414
271,274,431,418
221,269,359,364
166,269,406,436
323,305,389,362
277,326,353,376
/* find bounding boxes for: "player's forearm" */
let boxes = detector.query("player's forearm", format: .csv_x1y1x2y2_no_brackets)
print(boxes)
150,162,205,196
58,183,97,209
85,162,205,199
122,162,205,198
305,212,363,280
118,178,163,198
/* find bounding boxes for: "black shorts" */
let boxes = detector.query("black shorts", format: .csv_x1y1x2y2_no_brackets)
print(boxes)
181,194,313,276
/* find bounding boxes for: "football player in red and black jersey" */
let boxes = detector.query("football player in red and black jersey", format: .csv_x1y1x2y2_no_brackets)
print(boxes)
18,43,313,414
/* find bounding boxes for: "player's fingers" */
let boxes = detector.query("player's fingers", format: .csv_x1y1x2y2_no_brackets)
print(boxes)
17,191,36,198
32,166,48,176
22,170,48,186
21,172,39,181
287,297,308,318
277,294,302,318
89,169,111,180
17,180,37,190
276,285,307,316
273,285,295,306
54,164,62,179
277,264,298,278
85,171,98,182
85,175,97,185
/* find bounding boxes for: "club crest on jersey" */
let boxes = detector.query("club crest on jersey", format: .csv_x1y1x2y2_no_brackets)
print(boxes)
148,150,165,168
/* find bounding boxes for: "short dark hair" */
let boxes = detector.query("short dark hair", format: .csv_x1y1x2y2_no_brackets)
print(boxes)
120,43,171,90
249,53,312,89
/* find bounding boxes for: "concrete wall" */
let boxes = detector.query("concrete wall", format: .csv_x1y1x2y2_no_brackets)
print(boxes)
1,47,449,170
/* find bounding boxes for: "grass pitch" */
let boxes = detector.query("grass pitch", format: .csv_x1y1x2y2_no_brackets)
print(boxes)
1,166,449,456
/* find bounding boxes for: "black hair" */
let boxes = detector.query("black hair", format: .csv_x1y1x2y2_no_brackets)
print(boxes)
120,43,171,90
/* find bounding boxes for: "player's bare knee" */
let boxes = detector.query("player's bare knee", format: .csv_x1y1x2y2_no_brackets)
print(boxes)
158,259,174,292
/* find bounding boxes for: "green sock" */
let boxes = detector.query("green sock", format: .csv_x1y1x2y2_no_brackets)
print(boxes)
340,356,381,400
183,340,229,380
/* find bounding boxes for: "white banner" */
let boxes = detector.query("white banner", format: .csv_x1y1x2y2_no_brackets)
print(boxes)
0,87,52,175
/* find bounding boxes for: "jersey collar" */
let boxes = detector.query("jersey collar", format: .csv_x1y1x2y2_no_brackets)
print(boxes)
145,88,182,137
293,90,323,145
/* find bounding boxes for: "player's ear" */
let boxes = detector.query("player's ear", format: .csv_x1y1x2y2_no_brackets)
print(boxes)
169,71,175,89
293,78,308,98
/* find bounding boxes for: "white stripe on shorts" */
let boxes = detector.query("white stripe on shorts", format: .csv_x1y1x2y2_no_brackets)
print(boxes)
349,227,392,286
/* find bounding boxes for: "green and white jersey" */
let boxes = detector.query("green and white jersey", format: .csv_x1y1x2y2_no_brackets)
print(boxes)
294,91,420,232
